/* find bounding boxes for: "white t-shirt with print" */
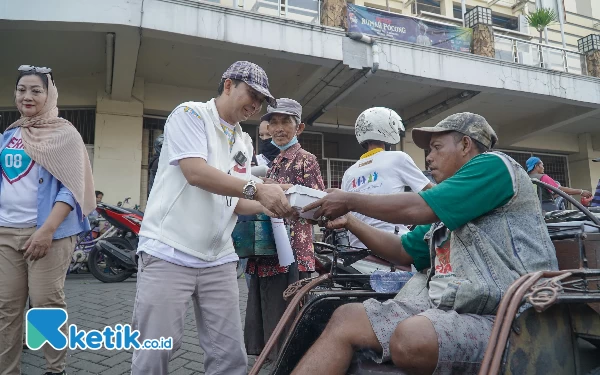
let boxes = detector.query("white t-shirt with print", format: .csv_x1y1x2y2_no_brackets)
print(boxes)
137,106,239,268
341,151,430,248
0,129,39,228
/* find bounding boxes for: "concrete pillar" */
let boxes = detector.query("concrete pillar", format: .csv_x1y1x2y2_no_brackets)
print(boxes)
567,133,600,193
585,50,600,78
402,129,427,171
93,78,144,206
465,7,495,58
578,34,600,77
321,0,347,29
439,0,454,17
472,24,495,58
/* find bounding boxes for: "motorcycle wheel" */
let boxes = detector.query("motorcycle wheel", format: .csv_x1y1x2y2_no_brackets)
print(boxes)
88,237,135,283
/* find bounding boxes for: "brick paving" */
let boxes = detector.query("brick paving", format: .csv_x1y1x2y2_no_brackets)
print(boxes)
21,273,273,375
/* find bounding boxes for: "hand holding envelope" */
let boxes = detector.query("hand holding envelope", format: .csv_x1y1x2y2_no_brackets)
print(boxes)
269,185,344,267
300,188,352,223
271,185,331,267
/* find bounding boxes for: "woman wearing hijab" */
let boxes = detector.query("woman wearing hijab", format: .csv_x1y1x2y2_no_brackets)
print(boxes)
527,156,591,212
252,119,279,167
0,65,95,375
591,158,600,207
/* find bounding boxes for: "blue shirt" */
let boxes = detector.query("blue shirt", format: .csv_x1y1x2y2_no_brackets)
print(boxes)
0,128,90,239
592,179,600,207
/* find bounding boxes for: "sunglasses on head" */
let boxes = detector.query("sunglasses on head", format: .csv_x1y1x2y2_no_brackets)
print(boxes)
18,65,54,83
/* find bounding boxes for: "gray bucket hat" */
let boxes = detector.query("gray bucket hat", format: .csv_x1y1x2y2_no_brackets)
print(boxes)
260,98,302,124
412,112,498,150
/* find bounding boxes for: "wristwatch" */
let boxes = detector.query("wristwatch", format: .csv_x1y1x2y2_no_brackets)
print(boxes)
242,180,257,200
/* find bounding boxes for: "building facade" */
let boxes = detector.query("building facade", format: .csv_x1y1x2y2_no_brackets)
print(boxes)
1,0,599,208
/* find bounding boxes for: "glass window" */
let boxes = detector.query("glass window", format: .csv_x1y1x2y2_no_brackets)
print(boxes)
417,0,441,15
453,6,519,30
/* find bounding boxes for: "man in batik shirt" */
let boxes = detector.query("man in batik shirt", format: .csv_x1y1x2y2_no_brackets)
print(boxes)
245,98,325,360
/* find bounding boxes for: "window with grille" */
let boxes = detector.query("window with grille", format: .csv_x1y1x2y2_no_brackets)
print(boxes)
298,132,328,186
297,132,360,189
0,109,96,144
453,6,518,30
499,150,569,187
298,132,323,159
424,148,570,186
0,111,20,132
0,109,96,168
329,159,358,189
416,0,441,14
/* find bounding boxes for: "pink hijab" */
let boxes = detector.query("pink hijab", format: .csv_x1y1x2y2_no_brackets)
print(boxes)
7,73,96,217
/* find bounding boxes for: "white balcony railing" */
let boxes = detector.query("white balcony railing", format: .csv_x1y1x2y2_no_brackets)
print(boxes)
486,0,524,6
232,0,321,24
494,34,587,75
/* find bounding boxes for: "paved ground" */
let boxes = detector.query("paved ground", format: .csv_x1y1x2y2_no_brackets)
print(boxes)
21,273,273,375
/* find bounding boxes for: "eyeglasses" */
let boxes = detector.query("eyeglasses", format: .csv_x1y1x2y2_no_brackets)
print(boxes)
18,65,54,83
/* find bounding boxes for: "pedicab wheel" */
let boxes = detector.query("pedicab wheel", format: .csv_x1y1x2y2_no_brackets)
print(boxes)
88,237,135,283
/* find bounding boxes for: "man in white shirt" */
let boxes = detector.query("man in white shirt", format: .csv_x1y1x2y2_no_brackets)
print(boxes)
341,107,432,249
131,61,296,375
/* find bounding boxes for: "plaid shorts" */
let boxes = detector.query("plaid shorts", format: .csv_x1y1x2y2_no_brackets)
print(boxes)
364,295,495,375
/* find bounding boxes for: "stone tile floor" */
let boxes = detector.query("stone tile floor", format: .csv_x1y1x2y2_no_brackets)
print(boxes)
21,274,273,375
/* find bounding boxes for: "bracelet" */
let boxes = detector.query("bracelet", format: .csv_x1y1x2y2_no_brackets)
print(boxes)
580,189,584,195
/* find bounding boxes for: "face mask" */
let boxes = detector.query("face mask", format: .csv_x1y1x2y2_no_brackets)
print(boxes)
271,136,298,151
259,137,280,161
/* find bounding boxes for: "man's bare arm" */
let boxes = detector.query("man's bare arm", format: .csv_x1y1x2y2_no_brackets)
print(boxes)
559,186,592,197
344,215,413,266
179,158,251,198
348,192,438,225
235,199,268,216
179,158,293,218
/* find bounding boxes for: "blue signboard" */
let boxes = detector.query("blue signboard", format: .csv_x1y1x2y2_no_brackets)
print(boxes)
347,4,472,52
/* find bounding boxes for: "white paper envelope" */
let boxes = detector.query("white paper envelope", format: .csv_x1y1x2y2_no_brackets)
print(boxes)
285,185,327,219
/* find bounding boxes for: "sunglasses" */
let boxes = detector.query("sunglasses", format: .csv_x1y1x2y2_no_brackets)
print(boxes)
18,65,54,83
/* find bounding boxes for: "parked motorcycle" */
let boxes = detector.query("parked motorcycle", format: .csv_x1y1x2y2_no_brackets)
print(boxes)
68,218,117,274
88,202,142,283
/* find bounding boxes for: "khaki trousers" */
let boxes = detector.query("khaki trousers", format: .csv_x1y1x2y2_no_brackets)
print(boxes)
131,253,247,375
0,227,74,375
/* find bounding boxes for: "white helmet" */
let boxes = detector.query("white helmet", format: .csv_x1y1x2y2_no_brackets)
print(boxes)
355,107,404,147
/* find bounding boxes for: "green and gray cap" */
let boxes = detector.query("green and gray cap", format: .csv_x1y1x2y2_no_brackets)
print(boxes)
412,112,498,150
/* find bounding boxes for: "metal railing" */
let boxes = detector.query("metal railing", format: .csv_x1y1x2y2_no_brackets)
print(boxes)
494,34,587,75
0,108,96,143
231,0,321,25
325,158,358,189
